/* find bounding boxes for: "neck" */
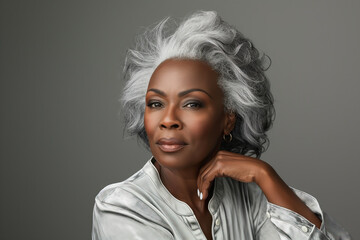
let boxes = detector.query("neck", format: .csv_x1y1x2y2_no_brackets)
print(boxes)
153,160,213,212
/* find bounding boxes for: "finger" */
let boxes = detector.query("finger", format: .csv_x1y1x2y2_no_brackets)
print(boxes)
200,165,221,200
197,159,213,197
198,152,219,176
197,158,217,196
197,151,227,198
199,159,224,200
198,150,229,178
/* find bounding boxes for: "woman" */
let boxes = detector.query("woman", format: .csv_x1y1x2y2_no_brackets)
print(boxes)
92,11,351,240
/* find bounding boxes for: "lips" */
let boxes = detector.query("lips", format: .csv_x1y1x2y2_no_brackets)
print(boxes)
156,138,187,152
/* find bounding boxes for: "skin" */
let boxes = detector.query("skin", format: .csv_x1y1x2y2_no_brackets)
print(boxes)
144,59,321,240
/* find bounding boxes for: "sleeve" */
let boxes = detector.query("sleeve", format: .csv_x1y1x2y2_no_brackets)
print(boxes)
92,197,174,240
249,183,352,240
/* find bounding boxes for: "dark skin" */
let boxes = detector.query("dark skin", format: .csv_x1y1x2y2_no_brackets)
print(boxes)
144,59,321,240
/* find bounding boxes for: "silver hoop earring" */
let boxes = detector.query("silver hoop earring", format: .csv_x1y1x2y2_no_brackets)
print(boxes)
223,133,232,143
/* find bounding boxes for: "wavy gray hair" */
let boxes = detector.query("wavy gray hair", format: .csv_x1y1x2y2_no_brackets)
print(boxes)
121,11,274,157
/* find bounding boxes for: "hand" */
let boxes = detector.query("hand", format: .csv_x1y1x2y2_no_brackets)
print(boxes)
196,150,271,200
196,150,323,228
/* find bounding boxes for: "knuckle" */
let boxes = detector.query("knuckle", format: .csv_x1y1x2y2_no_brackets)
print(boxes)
215,160,224,169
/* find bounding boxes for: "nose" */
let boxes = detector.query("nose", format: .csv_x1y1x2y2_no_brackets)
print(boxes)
160,106,182,130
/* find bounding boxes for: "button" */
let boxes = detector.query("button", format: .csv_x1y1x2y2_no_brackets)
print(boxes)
266,212,271,218
301,226,308,233
215,218,220,226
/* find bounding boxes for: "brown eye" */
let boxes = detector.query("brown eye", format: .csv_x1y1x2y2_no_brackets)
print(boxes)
147,101,163,108
184,101,202,109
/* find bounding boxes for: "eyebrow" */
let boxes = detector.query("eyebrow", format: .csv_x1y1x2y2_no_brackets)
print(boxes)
147,88,213,99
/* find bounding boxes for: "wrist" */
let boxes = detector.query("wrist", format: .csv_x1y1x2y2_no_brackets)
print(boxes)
254,161,277,187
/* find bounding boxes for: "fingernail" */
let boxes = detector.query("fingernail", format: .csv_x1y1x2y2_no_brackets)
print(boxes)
197,188,200,197
200,192,203,200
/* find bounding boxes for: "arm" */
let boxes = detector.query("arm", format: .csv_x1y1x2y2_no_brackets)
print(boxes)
256,162,322,228
255,185,352,240
197,150,320,227
197,150,351,239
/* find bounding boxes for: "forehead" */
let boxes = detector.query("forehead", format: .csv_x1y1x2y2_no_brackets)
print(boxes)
148,59,222,96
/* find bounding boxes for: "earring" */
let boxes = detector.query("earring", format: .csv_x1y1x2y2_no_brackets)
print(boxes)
223,133,232,143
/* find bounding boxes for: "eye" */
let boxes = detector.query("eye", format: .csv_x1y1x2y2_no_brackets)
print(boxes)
147,101,163,108
183,101,202,109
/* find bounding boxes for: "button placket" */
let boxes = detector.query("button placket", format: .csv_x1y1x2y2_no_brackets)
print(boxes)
212,212,221,237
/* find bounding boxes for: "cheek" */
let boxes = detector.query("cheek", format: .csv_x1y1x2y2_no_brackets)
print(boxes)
186,111,224,140
144,111,156,138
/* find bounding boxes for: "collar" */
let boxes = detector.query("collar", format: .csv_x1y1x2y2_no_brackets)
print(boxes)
142,157,224,216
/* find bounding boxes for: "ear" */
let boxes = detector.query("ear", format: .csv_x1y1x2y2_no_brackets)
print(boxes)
224,111,236,135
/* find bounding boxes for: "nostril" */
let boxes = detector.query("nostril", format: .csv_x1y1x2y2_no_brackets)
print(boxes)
160,123,180,129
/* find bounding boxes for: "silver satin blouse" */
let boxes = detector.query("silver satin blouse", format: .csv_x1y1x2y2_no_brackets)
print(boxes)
92,158,351,239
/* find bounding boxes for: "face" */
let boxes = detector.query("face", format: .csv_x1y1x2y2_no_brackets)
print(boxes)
144,59,234,171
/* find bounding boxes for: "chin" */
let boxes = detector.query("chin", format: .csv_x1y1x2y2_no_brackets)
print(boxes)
152,149,197,170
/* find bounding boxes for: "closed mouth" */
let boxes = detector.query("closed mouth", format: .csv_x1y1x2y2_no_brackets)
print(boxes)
156,138,187,152
157,144,186,152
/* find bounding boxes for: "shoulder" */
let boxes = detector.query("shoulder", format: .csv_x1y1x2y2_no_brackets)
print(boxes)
94,167,161,218
92,166,173,239
95,157,161,203
95,168,146,204
93,161,170,223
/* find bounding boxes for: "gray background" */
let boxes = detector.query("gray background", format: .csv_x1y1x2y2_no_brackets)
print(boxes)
1,0,359,239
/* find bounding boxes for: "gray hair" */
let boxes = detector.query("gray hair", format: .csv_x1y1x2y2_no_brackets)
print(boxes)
121,11,274,157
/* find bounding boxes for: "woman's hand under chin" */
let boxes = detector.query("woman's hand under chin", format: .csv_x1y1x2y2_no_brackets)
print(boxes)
197,150,322,229
197,150,273,200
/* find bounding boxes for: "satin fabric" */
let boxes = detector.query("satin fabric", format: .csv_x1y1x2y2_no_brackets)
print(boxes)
92,158,351,240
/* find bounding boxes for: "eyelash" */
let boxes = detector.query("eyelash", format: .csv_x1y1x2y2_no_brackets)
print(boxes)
183,101,202,109
146,100,203,109
147,101,163,108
